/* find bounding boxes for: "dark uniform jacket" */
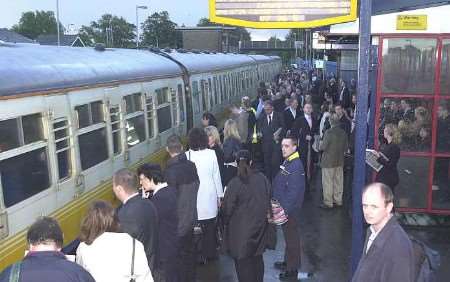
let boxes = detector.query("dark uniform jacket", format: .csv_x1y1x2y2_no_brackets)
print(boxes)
272,152,305,215
150,185,179,268
0,251,95,282
375,143,401,189
117,194,159,271
222,172,271,260
165,153,200,237
352,216,415,282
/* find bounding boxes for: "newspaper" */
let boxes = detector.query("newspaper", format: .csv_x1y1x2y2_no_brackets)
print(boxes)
365,149,384,172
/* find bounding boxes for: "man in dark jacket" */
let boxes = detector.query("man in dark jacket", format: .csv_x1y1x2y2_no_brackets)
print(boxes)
257,100,286,180
0,217,95,282
139,163,180,282
273,136,308,280
164,134,199,282
113,168,159,272
352,183,415,282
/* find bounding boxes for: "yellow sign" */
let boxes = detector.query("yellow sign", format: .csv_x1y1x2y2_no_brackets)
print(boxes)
209,0,358,29
396,15,427,30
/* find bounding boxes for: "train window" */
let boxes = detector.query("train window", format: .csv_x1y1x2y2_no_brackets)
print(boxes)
145,95,155,138
126,116,145,146
0,118,20,152
171,88,178,126
156,88,169,105
1,147,50,208
200,80,207,112
23,114,44,145
125,93,143,114
109,106,122,155
53,119,72,180
79,128,108,170
208,78,214,109
157,106,172,133
432,157,450,210
76,101,105,129
177,84,185,122
213,77,218,105
381,38,437,94
192,81,200,114
155,87,173,133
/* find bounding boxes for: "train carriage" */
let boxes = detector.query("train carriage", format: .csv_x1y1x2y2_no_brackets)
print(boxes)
0,42,281,269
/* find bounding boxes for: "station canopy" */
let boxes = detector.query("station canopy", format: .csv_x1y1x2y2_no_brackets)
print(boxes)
373,0,450,15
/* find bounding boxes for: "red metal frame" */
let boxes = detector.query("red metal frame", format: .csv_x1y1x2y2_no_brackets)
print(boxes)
375,34,450,214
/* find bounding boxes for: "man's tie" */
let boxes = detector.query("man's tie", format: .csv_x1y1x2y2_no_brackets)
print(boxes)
268,115,272,126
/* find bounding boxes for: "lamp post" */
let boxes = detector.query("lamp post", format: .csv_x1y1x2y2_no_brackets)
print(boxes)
136,5,148,48
56,0,60,46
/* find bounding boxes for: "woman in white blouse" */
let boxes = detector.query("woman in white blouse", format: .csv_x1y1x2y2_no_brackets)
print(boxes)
186,127,223,262
76,200,153,282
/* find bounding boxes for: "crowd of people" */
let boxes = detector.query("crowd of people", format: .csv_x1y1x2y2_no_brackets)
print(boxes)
0,69,436,282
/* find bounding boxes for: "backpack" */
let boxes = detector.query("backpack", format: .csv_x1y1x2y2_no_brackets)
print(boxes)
410,236,440,282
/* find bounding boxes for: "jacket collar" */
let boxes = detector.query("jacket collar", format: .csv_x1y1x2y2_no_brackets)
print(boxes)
167,153,187,167
364,215,397,256
287,151,300,162
25,251,66,259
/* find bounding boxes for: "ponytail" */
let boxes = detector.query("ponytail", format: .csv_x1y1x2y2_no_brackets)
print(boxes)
237,159,252,183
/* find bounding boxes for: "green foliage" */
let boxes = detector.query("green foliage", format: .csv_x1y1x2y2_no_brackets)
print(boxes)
141,11,178,48
197,17,251,41
12,10,63,40
285,29,304,41
78,14,135,48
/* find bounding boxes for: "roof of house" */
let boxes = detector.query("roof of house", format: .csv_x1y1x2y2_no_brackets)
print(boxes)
36,34,85,46
0,28,35,44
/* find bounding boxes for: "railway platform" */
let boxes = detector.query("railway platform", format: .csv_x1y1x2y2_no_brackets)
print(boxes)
197,170,450,282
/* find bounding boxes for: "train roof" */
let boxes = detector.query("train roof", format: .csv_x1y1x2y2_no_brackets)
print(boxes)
162,50,258,74
0,43,182,97
248,54,281,63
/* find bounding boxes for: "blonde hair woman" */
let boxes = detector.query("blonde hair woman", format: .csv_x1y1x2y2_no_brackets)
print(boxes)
223,119,242,187
205,125,225,185
375,124,401,192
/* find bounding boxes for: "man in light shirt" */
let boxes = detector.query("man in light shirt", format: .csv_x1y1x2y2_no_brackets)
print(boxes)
352,183,415,282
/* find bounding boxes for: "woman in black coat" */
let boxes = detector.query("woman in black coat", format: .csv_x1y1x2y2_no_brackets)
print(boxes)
222,119,242,187
375,124,401,192
222,150,271,282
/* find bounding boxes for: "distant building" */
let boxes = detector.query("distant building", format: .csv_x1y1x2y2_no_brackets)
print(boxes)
37,34,85,47
0,28,35,44
177,26,239,53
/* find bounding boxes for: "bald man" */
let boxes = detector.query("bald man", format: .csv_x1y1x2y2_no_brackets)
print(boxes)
352,183,415,282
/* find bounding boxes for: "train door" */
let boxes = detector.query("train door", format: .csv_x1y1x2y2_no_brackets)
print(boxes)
104,87,126,172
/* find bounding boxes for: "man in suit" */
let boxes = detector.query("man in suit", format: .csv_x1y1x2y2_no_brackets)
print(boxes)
283,97,299,134
352,183,415,282
257,100,285,180
292,103,319,187
319,114,349,208
335,103,352,138
113,168,159,272
339,79,351,109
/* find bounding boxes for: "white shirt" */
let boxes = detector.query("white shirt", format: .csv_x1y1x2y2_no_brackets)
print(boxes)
289,107,296,119
320,112,331,138
365,226,380,254
305,114,312,129
267,112,273,125
186,149,223,220
76,232,153,282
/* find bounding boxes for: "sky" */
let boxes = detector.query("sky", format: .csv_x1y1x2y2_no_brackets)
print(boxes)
0,0,288,40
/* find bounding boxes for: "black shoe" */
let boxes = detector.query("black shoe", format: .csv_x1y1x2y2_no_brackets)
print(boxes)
274,261,287,270
279,270,298,281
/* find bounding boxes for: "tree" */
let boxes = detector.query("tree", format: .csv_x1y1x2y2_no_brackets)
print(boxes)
285,29,304,42
12,11,64,40
197,17,251,41
141,11,178,48
79,14,135,48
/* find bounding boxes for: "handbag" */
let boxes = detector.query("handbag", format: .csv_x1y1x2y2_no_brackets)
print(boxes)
269,199,288,225
130,238,136,282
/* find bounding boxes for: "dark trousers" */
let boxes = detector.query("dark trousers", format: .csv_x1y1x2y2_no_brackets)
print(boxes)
281,214,301,271
199,217,218,260
262,143,281,180
178,232,196,282
234,255,264,282
153,259,179,282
